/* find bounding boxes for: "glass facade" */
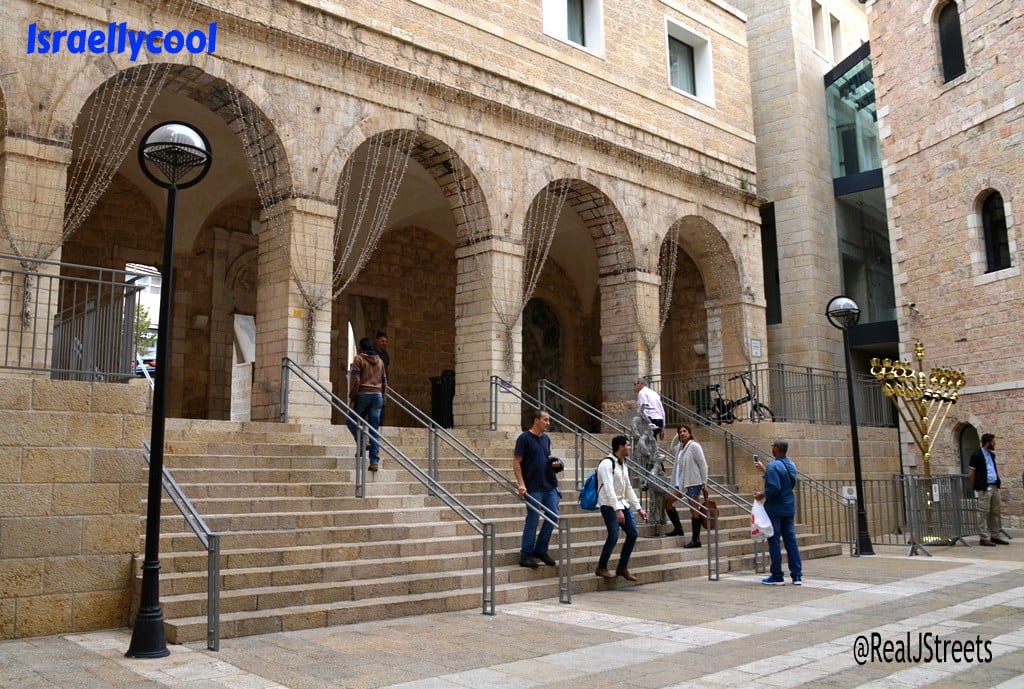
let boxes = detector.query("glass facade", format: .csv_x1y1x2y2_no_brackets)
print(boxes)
826,52,880,178
825,44,894,328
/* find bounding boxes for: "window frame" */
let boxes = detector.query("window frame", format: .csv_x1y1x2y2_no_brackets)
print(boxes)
981,190,1011,274
665,18,715,106
542,0,605,56
937,1,966,83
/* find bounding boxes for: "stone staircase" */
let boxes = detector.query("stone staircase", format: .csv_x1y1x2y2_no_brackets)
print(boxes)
140,420,842,643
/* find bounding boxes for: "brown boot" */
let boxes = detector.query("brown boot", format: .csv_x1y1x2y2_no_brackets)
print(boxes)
616,566,638,582
595,567,615,579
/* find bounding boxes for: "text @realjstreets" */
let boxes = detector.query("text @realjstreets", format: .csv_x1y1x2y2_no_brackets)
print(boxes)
26,22,217,62
853,632,993,666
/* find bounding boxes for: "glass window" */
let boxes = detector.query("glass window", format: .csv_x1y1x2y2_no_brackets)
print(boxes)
938,2,966,82
668,36,695,95
826,51,881,178
982,191,1010,273
567,0,585,45
665,20,714,105
542,0,603,54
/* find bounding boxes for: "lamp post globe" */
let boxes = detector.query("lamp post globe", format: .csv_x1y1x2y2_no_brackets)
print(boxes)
825,295,874,556
127,122,212,658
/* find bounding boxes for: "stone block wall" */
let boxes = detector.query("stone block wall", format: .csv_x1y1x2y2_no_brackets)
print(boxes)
869,0,1024,525
0,377,149,639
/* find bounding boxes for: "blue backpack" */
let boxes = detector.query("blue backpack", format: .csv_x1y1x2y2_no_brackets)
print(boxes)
578,457,611,511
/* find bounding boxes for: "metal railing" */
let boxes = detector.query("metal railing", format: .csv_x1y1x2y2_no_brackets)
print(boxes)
497,376,723,581
281,358,498,614
0,254,142,381
536,378,859,557
142,440,220,651
652,363,897,428
810,474,986,556
385,386,571,604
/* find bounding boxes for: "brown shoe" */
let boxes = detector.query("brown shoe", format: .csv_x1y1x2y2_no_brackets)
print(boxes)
979,539,996,546
616,567,638,582
368,463,379,472
991,537,1010,545
595,567,615,579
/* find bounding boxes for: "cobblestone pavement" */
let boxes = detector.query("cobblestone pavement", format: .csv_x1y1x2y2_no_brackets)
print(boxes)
3,538,1024,689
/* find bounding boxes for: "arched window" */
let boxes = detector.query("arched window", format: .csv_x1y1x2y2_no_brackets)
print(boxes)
982,191,1010,273
958,425,979,475
938,2,966,82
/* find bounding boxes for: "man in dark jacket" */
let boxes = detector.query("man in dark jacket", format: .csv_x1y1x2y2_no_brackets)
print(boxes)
968,433,1007,546
754,439,802,586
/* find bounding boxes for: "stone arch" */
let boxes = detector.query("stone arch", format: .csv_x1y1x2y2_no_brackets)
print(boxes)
557,178,637,277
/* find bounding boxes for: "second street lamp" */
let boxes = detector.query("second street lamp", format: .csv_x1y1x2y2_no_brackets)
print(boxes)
826,295,875,556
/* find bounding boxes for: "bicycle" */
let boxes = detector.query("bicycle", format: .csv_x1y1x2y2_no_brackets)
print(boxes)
702,371,774,424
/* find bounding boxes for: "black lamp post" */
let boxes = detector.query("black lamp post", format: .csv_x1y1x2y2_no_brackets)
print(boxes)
127,122,212,658
826,295,874,556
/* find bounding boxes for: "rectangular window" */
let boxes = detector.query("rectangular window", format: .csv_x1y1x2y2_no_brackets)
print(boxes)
811,0,828,56
830,15,842,62
543,0,604,54
668,36,695,95
665,20,714,106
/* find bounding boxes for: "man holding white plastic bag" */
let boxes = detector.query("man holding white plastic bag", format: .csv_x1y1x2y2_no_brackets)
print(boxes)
753,439,802,586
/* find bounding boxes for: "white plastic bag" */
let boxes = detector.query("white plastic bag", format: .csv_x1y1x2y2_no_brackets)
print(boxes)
750,499,774,542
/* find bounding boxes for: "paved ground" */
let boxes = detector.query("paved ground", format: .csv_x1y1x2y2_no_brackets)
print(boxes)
3,536,1024,689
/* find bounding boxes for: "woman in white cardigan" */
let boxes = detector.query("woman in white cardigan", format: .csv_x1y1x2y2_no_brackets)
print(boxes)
671,424,709,548
595,435,648,581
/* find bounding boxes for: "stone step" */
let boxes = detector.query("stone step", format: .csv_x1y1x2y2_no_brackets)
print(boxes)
159,541,842,643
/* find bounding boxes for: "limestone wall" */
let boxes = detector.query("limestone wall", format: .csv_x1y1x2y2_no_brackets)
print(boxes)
0,378,149,639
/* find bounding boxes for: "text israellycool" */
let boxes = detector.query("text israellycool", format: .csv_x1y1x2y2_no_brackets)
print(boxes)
26,22,218,62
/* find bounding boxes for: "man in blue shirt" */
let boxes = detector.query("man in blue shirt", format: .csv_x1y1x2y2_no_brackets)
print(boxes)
968,433,1007,546
513,410,562,568
754,439,802,586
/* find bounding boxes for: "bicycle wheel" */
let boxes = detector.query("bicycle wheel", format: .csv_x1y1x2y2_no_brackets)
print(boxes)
750,403,774,422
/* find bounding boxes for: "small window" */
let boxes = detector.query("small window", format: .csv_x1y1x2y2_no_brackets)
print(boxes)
982,191,1010,273
666,20,714,105
830,15,842,62
938,2,966,82
811,1,828,56
543,0,604,54
668,36,695,94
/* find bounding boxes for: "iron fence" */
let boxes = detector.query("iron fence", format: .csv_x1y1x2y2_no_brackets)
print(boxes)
0,254,142,381
652,363,896,428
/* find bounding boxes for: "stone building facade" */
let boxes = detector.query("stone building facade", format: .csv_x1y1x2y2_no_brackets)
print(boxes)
0,0,765,431
869,0,1023,522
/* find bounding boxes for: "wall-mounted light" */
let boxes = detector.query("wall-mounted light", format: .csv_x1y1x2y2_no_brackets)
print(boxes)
692,342,707,356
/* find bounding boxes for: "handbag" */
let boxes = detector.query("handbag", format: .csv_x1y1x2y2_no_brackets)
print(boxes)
701,498,718,530
750,499,774,542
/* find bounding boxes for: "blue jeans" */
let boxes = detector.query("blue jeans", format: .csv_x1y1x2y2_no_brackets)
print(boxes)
598,505,638,570
767,513,802,580
521,488,560,556
347,392,383,464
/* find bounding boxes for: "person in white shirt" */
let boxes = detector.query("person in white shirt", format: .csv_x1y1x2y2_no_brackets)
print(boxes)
594,435,648,582
634,378,666,441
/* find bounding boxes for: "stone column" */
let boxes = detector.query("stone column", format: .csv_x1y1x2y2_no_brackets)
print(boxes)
454,237,524,431
252,198,336,424
0,137,71,375
598,269,661,419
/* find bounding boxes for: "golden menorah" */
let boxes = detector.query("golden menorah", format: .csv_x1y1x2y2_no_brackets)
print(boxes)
870,343,966,476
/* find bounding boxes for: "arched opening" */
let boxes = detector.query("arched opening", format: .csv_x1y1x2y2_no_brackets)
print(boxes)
937,2,966,82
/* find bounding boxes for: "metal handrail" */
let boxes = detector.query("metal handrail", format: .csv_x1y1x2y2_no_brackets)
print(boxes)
280,358,498,614
498,376,721,580
141,440,220,651
385,386,571,604
536,378,856,559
